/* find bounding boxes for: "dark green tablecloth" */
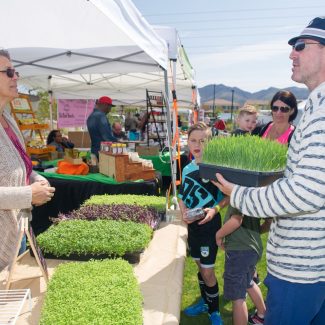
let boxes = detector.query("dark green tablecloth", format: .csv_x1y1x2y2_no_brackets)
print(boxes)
42,152,173,178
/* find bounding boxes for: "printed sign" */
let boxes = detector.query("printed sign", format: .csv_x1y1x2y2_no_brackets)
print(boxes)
58,99,95,127
27,226,49,281
11,97,30,111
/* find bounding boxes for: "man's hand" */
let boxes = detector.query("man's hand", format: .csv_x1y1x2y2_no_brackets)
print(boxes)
211,173,235,196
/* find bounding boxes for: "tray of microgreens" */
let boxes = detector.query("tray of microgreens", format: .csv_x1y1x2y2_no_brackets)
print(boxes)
52,203,161,230
40,259,143,325
35,219,152,263
199,135,288,187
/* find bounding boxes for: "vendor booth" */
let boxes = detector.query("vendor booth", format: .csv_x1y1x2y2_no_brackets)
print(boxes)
0,1,197,324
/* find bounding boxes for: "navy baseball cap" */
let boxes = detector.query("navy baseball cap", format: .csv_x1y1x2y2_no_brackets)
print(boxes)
288,16,325,46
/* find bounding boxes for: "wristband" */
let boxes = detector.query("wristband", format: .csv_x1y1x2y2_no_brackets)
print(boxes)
214,204,221,213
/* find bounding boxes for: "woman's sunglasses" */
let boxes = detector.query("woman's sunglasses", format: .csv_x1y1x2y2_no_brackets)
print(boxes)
292,40,320,52
271,105,291,113
0,68,19,78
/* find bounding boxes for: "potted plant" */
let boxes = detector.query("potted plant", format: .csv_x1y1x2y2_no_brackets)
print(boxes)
199,135,287,187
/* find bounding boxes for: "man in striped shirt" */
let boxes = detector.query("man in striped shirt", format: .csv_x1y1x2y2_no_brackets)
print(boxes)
214,17,325,325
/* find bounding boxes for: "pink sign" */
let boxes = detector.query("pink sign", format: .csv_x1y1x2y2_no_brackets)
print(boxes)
58,99,95,128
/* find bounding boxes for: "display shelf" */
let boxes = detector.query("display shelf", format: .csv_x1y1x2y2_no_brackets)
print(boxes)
19,123,49,130
27,147,53,155
146,89,168,150
10,94,50,159
0,289,32,325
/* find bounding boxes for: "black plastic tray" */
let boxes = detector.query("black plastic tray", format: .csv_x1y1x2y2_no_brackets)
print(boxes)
199,163,284,187
30,249,142,264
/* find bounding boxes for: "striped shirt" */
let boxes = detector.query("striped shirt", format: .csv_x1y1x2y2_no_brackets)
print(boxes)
231,81,325,284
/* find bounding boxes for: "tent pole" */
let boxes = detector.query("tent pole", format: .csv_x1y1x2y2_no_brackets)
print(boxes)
48,76,53,130
164,69,178,209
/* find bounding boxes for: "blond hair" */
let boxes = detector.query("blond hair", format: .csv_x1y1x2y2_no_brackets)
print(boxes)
237,104,257,117
188,122,212,139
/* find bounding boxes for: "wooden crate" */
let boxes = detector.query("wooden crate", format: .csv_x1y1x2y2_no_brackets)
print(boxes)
136,145,159,156
99,152,156,182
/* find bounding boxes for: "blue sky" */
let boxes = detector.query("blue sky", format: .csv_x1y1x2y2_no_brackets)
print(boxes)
133,0,325,92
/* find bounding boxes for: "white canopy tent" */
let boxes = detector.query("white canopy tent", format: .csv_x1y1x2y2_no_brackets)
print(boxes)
3,0,167,74
1,0,197,205
18,28,196,108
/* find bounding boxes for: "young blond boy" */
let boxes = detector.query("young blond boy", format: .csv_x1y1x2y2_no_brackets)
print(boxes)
217,105,271,325
232,104,257,136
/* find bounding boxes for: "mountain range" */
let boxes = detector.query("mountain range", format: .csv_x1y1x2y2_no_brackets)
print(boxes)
198,84,309,105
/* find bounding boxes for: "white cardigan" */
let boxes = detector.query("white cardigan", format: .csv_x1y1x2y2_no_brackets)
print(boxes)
0,108,46,271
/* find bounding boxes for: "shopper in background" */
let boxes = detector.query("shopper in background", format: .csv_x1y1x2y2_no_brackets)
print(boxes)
0,49,55,271
124,112,138,132
214,17,325,325
46,129,74,152
112,122,127,140
213,116,226,131
252,90,297,145
87,96,117,158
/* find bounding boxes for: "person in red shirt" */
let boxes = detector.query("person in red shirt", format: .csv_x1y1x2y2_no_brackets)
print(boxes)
213,117,226,131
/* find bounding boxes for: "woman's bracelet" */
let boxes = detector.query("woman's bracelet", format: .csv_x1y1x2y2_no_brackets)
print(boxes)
214,204,221,213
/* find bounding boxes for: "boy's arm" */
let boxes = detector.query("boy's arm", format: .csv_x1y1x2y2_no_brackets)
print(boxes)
260,218,272,234
216,214,243,249
200,196,230,225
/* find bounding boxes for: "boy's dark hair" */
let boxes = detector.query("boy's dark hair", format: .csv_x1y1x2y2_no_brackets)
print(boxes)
270,90,298,122
188,122,212,139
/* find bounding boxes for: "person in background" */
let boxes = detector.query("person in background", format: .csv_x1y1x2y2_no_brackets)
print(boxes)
177,115,182,128
213,116,226,131
124,112,138,132
137,112,149,140
232,105,257,136
214,17,325,325
86,96,117,158
252,90,297,145
179,122,229,325
112,122,127,140
0,49,55,270
219,104,270,325
46,129,74,152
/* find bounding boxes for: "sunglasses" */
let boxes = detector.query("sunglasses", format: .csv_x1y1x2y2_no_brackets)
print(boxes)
292,40,320,52
271,105,291,113
0,68,19,78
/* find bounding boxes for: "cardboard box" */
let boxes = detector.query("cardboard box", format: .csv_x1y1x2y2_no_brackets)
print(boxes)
99,152,156,182
68,131,91,148
136,145,159,156
64,156,83,165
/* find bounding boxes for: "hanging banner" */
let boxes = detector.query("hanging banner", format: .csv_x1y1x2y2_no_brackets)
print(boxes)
57,99,95,128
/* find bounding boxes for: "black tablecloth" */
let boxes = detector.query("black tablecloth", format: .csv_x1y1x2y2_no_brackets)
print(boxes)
31,176,159,235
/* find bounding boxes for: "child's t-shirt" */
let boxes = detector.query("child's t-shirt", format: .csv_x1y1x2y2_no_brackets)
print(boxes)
224,206,263,258
178,160,224,210
178,160,224,232
231,128,249,136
